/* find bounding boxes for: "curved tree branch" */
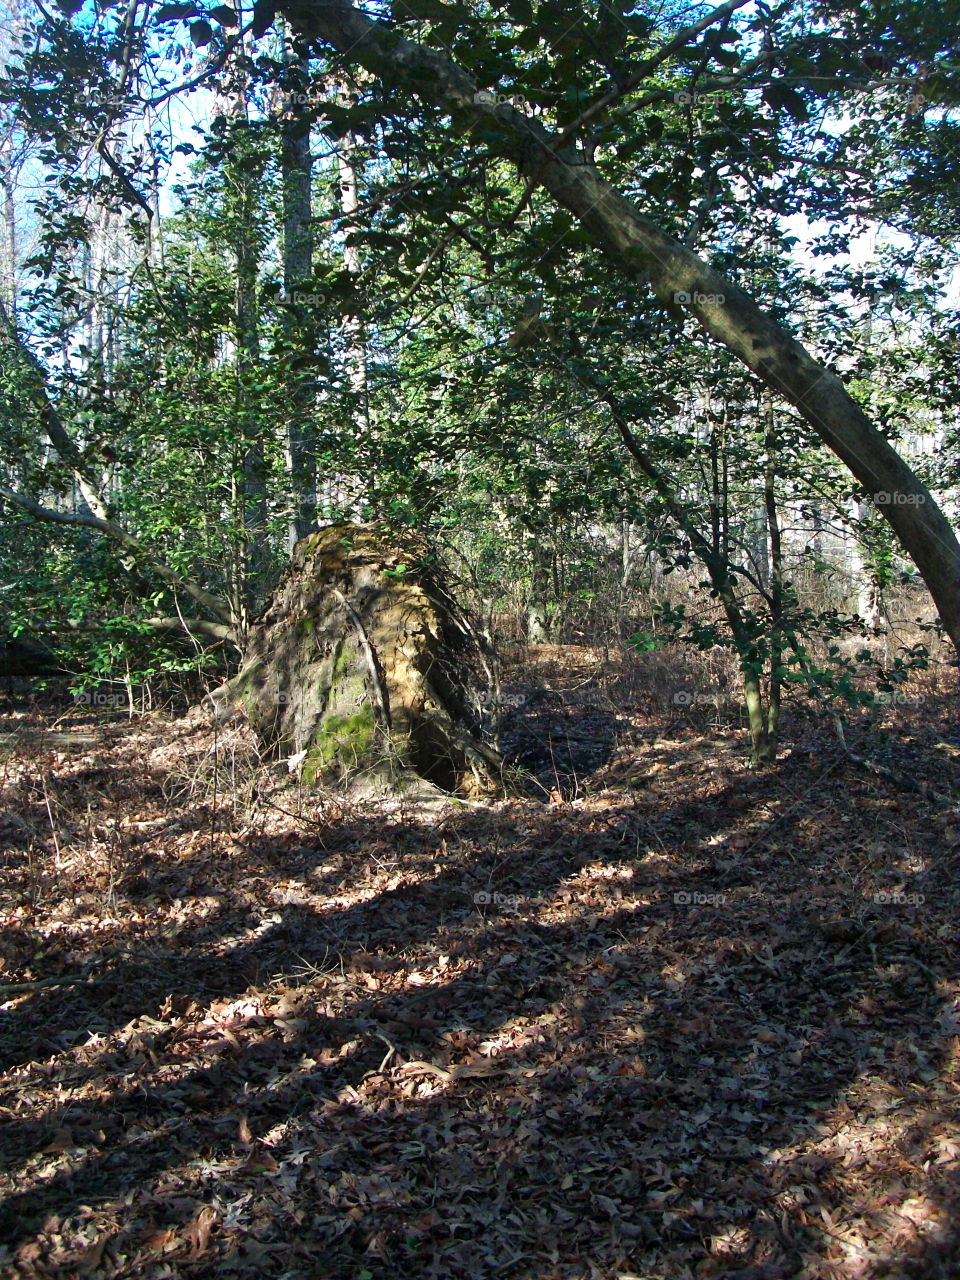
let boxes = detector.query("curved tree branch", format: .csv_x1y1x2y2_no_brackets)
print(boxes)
0,297,111,523
0,485,233,623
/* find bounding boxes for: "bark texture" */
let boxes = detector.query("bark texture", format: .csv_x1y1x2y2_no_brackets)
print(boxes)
220,523,506,796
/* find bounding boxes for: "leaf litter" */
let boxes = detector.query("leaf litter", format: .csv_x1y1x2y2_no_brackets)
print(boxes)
0,652,958,1279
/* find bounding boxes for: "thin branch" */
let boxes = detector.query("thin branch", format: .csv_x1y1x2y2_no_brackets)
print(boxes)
0,295,111,522
0,485,232,622
552,0,753,153
145,616,237,641
143,24,252,108
331,587,391,728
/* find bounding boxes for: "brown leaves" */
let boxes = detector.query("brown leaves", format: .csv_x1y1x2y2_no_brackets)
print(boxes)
3,682,960,1280
39,1128,75,1154
184,1205,218,1257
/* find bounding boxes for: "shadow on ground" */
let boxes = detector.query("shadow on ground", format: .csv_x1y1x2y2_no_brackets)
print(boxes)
0,698,958,1279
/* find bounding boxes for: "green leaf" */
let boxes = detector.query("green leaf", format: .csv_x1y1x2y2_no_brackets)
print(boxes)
628,631,663,653
251,0,276,38
762,83,809,122
208,4,238,25
154,2,199,20
189,18,213,44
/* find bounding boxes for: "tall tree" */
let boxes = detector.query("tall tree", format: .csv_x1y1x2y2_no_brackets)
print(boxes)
279,41,318,548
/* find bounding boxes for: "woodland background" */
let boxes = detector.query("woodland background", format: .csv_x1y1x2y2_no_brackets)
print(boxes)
1,0,959,1276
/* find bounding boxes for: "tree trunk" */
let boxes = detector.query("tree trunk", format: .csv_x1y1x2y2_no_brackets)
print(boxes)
216,523,507,797
335,118,370,515
280,0,960,656
527,540,552,644
763,399,784,755
216,43,268,621
281,42,317,549
1,123,18,318
848,498,888,634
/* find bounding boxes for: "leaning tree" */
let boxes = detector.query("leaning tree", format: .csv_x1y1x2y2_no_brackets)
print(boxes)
269,0,960,654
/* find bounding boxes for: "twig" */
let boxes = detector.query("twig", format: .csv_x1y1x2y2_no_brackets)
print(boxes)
0,974,107,995
331,588,391,729
901,954,941,983
374,1032,398,1072
40,773,62,868
831,712,953,805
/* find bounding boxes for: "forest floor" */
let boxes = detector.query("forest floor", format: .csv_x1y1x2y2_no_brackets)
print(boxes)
1,645,959,1280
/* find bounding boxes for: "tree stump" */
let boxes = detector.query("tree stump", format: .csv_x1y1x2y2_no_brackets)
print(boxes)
213,524,507,797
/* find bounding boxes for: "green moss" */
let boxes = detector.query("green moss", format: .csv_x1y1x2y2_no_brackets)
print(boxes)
331,638,352,678
302,702,378,783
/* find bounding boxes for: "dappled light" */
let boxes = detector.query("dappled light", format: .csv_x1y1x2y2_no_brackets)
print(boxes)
2,646,958,1278
2,0,960,1272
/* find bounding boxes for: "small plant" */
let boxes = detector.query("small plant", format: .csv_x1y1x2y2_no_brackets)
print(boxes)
627,630,665,653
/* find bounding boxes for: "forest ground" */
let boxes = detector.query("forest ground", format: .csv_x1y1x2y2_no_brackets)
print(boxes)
1,645,958,1280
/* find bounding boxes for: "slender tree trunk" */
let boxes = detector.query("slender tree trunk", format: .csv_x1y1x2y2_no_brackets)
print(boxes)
0,125,16,318
237,193,266,616
336,119,369,515
579,364,777,763
281,47,317,549
217,48,268,622
145,126,165,267
618,517,636,637
527,540,552,644
849,498,887,633
763,399,783,753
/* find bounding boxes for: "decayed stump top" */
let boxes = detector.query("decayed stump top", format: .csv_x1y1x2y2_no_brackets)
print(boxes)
225,524,505,796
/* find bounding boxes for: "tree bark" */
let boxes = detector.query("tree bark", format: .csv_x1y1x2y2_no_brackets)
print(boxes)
526,540,552,644
848,498,888,634
281,42,317,548
215,41,268,621
334,114,370,515
278,0,960,654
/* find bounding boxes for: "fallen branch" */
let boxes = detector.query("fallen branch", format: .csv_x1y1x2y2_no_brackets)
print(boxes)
0,973,107,995
0,485,232,624
0,731,99,748
831,713,954,806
